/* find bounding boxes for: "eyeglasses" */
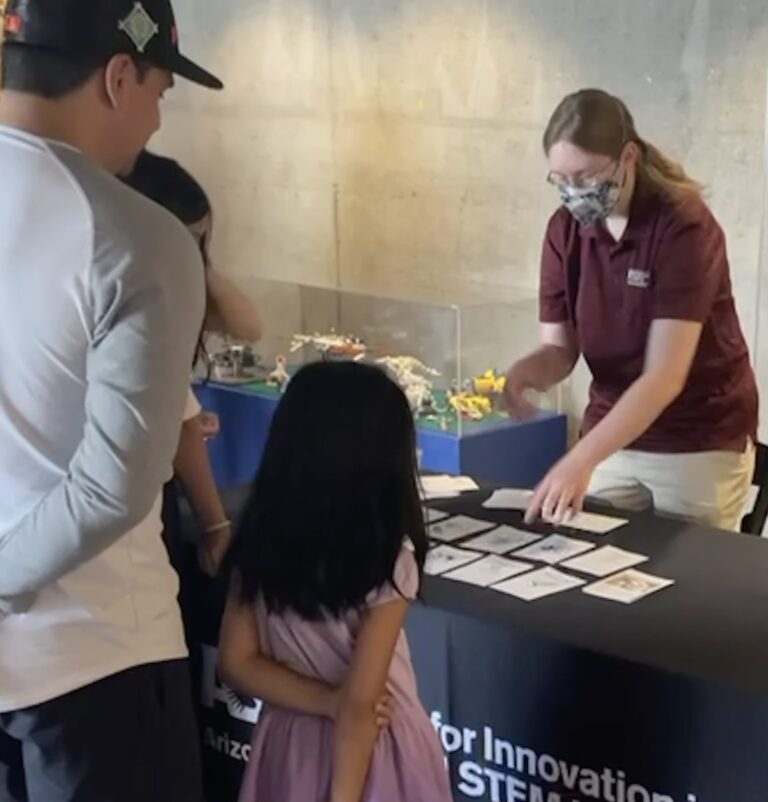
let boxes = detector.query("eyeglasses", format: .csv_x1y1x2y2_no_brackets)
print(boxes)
546,160,620,191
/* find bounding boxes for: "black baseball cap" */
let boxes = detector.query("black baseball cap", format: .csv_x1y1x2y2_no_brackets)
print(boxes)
3,0,223,89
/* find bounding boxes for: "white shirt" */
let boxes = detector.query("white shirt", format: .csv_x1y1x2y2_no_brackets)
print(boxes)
0,129,205,711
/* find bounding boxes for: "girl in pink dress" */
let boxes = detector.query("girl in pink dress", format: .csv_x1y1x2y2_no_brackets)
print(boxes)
219,361,453,802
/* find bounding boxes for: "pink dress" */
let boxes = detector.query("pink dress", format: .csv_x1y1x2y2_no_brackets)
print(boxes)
238,549,453,802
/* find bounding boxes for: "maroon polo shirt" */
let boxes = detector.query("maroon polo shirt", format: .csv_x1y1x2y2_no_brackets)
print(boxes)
539,179,758,453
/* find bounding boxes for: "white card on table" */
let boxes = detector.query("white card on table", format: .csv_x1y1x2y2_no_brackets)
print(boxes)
463,526,541,554
558,511,628,534
493,567,585,601
482,488,533,511
425,545,483,576
423,490,461,501
423,507,450,524
583,569,674,604
513,534,596,565
444,555,534,587
421,474,479,500
562,546,648,577
429,515,494,543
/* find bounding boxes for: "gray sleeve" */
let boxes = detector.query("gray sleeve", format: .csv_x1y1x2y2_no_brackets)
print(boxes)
0,222,205,611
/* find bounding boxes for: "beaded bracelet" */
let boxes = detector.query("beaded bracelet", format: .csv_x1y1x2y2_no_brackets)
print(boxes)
204,519,231,535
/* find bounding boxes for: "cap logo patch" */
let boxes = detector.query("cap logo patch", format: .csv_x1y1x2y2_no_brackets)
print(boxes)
118,2,159,53
4,13,23,34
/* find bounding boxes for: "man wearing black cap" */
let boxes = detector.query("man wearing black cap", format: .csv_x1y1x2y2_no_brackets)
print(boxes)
0,1,222,800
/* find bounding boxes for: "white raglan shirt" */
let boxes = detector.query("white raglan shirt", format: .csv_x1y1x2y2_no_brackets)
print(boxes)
0,127,205,711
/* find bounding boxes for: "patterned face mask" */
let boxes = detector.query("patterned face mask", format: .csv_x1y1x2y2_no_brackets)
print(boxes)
558,177,622,227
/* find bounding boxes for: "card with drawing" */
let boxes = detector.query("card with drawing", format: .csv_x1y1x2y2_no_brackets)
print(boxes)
482,488,533,511
562,546,648,577
444,555,534,587
423,507,450,524
464,526,541,554
513,534,596,565
425,545,483,576
429,516,494,543
583,569,674,604
557,511,628,534
492,568,586,601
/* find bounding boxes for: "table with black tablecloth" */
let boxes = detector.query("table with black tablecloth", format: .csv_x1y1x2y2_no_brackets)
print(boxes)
181,486,768,802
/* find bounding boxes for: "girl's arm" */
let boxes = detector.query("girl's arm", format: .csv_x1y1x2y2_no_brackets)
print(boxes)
218,577,338,718
205,270,262,342
330,598,409,802
174,414,230,576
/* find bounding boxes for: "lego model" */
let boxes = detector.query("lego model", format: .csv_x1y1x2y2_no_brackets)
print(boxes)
448,391,493,421
211,343,262,383
267,355,290,391
375,356,441,416
290,331,367,361
471,369,507,396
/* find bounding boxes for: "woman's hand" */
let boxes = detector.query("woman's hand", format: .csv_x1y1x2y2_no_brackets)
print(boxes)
503,363,541,420
504,329,580,420
525,451,596,525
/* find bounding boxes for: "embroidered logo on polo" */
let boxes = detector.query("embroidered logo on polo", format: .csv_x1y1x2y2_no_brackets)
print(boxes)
627,268,651,289
118,2,159,53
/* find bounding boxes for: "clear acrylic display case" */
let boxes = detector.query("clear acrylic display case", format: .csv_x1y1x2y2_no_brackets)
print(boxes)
201,277,560,439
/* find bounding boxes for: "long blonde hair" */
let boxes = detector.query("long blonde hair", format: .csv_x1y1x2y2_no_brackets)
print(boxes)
543,89,702,203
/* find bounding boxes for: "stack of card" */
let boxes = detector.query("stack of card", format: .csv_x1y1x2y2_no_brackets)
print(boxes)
482,488,533,511
421,475,479,500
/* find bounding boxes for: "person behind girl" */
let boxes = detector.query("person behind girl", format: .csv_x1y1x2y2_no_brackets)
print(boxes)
219,361,452,802
124,151,262,575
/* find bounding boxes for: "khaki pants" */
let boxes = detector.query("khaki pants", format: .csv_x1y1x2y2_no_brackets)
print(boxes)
588,444,755,532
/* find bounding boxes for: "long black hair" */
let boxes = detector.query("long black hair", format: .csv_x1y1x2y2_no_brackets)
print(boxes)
124,150,212,228
122,151,211,369
229,361,427,620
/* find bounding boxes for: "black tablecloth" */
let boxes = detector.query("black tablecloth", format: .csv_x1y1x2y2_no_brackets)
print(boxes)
423,492,768,695
181,486,768,802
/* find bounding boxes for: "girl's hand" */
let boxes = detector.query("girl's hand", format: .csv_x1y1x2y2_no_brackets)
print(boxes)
198,525,232,577
525,451,595,525
198,411,220,441
327,689,394,730
374,694,394,730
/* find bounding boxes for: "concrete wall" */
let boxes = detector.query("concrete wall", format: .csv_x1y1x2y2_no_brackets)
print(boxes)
155,0,768,432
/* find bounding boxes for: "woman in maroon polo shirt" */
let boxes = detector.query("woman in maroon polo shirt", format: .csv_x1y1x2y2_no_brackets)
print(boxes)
505,89,758,531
